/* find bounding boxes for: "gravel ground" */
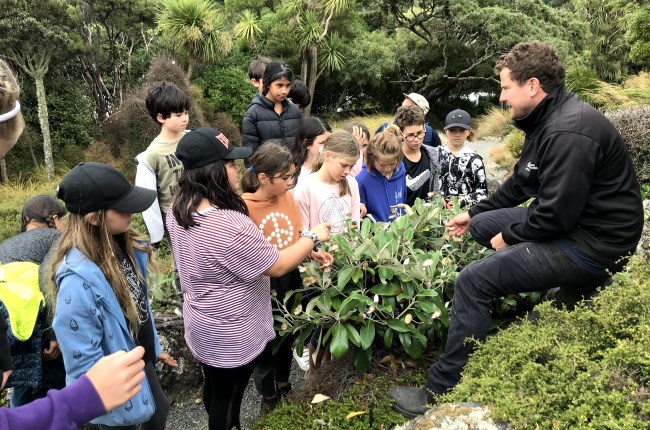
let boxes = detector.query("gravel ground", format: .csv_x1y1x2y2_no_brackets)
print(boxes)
166,359,307,430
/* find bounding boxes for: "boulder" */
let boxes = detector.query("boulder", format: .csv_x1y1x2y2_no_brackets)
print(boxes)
393,402,511,430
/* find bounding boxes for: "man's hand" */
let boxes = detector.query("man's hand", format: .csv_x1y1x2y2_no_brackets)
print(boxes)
86,347,146,411
43,340,61,361
158,351,178,367
445,212,470,236
490,232,508,251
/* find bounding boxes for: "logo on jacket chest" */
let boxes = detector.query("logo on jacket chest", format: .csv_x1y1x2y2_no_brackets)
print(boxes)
525,162,538,172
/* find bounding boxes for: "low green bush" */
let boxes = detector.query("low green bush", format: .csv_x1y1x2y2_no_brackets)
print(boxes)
445,256,650,429
275,198,538,371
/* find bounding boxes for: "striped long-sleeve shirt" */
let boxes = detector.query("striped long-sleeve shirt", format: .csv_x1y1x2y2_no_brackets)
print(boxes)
166,206,279,368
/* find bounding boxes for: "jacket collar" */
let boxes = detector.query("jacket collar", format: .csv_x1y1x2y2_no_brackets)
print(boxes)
254,92,288,112
513,85,568,133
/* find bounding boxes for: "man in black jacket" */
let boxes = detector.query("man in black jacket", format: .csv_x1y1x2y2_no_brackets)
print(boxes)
390,41,644,418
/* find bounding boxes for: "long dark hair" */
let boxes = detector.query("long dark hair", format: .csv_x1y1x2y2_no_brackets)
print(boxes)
291,116,331,170
21,195,67,232
172,160,248,229
262,61,293,96
241,143,294,194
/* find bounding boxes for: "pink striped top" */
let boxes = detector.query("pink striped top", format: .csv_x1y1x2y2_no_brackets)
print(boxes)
166,206,279,368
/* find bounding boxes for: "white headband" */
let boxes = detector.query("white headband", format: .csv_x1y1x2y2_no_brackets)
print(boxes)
0,101,21,123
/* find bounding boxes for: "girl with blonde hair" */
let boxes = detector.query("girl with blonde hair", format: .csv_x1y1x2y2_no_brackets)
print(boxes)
50,162,177,429
294,131,361,235
356,124,407,222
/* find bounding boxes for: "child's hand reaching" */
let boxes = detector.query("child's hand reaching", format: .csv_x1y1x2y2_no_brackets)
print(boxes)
311,250,334,267
360,203,367,218
312,223,331,243
352,126,369,153
158,351,178,367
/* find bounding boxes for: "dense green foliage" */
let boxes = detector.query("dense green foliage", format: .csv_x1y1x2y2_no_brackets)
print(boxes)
445,257,650,429
276,198,543,370
0,0,648,180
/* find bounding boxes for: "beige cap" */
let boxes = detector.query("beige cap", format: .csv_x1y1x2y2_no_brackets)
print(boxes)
403,93,430,115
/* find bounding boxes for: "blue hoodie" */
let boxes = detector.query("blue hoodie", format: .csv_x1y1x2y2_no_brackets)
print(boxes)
53,247,161,426
356,162,407,222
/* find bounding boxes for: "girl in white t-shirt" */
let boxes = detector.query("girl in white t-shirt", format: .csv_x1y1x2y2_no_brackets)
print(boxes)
293,131,361,375
294,131,361,235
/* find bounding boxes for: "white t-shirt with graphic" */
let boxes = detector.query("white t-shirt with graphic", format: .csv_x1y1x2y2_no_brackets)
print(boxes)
294,173,361,234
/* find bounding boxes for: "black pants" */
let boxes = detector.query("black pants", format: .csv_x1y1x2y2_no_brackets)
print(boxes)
253,270,300,397
426,208,611,395
98,361,169,430
253,334,293,397
202,342,272,430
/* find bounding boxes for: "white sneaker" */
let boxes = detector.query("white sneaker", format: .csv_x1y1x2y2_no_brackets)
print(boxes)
293,348,310,372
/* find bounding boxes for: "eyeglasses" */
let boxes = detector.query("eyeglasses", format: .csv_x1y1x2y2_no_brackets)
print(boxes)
401,131,426,142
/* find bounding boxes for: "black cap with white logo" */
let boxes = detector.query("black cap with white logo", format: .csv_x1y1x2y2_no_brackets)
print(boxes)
444,109,472,130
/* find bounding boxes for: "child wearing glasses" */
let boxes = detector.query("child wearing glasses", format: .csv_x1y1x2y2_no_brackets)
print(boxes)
396,105,441,206
356,125,407,222
438,109,488,208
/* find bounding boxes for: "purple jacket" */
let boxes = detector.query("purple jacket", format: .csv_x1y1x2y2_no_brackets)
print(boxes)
0,375,105,430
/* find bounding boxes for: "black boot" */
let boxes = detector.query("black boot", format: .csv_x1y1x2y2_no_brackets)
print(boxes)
388,386,434,419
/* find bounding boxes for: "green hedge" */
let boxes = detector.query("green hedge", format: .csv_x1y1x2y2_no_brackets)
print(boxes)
444,257,650,429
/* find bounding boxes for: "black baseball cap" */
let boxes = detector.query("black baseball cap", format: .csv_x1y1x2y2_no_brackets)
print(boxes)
175,127,252,169
57,162,157,215
444,109,472,130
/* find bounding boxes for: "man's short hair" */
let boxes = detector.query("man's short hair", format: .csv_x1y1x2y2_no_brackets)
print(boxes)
248,55,272,80
494,41,565,94
395,105,425,130
145,82,190,124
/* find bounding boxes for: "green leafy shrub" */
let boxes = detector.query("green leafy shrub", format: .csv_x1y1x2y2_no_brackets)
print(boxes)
503,129,524,160
193,64,256,126
606,104,650,184
100,56,207,162
445,257,650,429
275,198,493,370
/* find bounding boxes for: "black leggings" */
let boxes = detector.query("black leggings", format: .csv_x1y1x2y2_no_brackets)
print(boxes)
98,361,170,430
201,345,271,430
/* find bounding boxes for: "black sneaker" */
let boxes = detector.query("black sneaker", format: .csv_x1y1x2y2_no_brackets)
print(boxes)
276,382,292,398
388,386,433,419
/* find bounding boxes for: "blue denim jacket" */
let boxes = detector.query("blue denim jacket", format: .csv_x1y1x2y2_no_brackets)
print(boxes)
53,247,162,426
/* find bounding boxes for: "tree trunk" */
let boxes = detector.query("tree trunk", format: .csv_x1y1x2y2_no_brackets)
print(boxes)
34,73,55,182
81,63,110,121
186,59,194,81
302,44,318,117
0,159,7,183
301,51,308,82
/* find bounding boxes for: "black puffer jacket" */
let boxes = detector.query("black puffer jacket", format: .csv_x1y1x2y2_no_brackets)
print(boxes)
242,93,302,162
469,86,643,272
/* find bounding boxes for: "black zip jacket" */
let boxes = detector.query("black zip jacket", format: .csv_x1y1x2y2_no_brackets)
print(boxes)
469,86,643,272
241,93,302,164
